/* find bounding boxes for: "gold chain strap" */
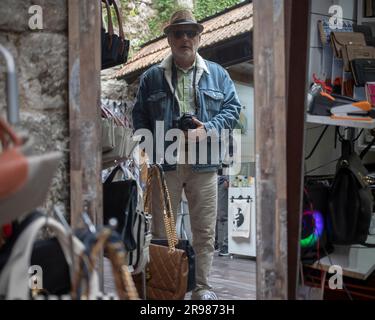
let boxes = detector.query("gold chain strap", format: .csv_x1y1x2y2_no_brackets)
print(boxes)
143,165,179,252
161,171,178,245
154,165,178,251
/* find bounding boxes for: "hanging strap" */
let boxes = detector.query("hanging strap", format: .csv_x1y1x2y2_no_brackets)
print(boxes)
144,165,178,251
79,227,139,300
154,164,178,251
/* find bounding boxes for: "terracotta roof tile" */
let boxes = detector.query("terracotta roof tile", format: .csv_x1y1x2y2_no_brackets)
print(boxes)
115,2,253,79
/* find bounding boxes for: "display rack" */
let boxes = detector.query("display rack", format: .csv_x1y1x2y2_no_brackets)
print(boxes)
306,114,375,129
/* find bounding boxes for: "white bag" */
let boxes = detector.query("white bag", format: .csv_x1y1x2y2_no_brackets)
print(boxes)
115,166,151,275
0,214,100,300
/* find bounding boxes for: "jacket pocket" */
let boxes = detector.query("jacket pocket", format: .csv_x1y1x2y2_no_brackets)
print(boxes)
146,91,167,120
202,90,224,116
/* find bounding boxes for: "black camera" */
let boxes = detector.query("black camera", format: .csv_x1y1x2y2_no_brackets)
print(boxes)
176,112,197,131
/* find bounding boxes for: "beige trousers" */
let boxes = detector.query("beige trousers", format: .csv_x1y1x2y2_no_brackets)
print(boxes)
151,164,218,294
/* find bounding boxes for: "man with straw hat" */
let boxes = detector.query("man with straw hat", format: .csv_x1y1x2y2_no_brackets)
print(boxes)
133,9,241,300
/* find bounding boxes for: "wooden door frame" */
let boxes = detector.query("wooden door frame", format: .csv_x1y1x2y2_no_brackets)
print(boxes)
253,0,309,299
66,0,310,300
68,0,102,229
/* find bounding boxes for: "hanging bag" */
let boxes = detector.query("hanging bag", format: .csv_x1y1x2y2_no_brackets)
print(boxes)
140,164,189,300
328,139,375,246
103,165,137,251
0,212,100,300
101,0,130,70
123,167,152,275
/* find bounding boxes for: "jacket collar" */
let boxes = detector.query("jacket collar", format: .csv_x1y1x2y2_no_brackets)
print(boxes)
160,53,209,94
159,53,210,74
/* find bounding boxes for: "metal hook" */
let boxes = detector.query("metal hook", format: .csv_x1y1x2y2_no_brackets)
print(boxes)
81,209,96,234
0,44,19,124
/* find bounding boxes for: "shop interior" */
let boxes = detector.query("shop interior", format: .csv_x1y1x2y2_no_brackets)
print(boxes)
2,0,375,301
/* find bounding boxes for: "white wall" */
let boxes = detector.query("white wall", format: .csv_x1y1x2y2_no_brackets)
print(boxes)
234,81,255,164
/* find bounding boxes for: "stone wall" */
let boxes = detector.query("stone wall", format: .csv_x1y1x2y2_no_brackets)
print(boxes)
0,0,69,215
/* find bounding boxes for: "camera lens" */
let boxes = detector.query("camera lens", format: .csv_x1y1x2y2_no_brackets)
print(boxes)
178,113,197,131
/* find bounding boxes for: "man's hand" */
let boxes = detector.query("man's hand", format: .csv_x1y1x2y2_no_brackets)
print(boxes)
186,118,207,142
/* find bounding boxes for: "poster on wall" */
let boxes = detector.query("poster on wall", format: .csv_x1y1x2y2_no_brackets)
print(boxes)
230,200,251,238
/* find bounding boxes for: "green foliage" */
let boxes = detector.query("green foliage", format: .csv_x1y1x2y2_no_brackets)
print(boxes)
194,0,243,20
147,0,182,41
144,0,243,43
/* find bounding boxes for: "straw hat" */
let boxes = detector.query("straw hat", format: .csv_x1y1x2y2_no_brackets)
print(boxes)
163,9,204,35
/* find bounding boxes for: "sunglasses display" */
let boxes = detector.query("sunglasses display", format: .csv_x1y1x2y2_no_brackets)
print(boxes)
172,30,198,39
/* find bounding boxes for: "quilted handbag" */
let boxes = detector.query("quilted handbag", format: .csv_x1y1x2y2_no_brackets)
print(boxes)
142,164,188,300
151,238,196,292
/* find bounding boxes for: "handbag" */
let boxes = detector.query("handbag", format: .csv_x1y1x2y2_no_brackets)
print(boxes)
351,58,375,86
101,105,138,168
101,0,130,70
142,164,188,300
331,32,366,58
151,239,196,292
0,211,100,300
101,106,115,153
128,209,152,274
126,167,152,275
342,45,375,72
103,165,137,251
328,140,375,246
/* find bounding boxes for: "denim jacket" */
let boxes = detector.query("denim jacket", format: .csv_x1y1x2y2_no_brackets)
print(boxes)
132,53,241,172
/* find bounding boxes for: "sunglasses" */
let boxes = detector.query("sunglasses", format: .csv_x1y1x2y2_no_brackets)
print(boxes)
171,30,198,39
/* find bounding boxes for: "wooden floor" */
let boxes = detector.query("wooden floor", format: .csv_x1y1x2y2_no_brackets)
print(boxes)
207,252,256,300
104,252,257,300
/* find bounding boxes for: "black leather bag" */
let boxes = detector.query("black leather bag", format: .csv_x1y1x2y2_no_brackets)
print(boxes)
151,238,196,292
31,237,71,295
101,0,130,70
103,166,137,251
351,58,375,86
328,140,374,246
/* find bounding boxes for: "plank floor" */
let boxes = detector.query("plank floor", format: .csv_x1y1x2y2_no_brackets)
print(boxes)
104,252,256,300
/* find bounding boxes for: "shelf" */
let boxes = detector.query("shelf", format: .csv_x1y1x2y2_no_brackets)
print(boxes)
309,235,375,280
306,114,375,129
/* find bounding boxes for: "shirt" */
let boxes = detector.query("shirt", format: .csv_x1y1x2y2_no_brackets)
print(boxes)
175,62,196,115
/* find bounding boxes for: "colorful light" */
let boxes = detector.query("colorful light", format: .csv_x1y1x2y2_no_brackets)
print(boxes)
300,210,324,248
